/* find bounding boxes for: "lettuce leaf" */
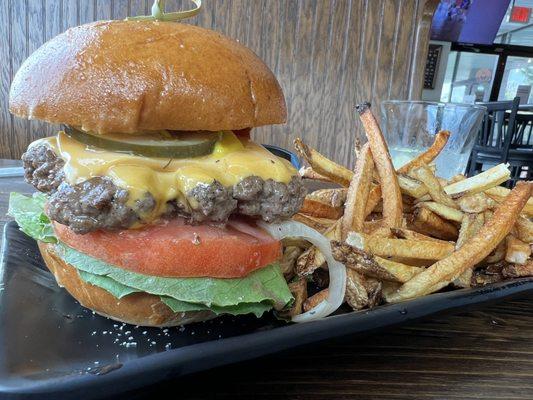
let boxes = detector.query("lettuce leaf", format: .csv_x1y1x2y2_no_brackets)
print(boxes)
56,242,292,309
8,192,57,243
9,192,292,317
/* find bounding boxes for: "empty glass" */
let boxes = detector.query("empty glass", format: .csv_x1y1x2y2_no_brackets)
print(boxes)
380,101,486,179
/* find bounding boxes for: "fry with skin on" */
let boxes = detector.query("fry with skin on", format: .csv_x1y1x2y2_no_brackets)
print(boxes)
300,197,344,219
294,138,352,186
388,181,532,302
342,143,374,238
456,192,497,213
364,131,450,215
345,269,370,310
408,207,459,240
443,163,511,198
515,215,533,243
298,166,333,182
303,288,329,312
417,202,464,222
505,235,531,265
397,174,429,198
346,232,454,260
410,164,458,208
307,188,348,208
485,186,533,217
454,213,485,288
331,241,423,283
356,103,403,228
390,227,452,245
292,213,336,233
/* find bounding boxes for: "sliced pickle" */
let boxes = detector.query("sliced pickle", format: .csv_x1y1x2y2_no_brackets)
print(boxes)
63,126,219,158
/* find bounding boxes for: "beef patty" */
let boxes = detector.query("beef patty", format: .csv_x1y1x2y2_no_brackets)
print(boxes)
23,144,306,233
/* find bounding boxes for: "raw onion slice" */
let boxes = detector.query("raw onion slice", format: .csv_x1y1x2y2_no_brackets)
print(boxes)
258,220,346,323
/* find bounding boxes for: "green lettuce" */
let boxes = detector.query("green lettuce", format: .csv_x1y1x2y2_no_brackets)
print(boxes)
8,192,57,243
9,192,292,317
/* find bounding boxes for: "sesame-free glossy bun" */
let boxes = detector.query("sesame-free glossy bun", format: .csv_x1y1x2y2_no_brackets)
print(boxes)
38,242,216,327
10,20,286,134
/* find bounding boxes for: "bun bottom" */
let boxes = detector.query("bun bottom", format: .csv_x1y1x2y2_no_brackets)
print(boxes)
38,242,216,327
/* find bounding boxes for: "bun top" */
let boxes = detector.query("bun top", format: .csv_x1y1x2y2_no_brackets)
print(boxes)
9,20,287,134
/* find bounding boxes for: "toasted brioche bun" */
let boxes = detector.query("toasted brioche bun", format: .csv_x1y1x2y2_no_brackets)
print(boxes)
10,20,286,134
38,242,215,327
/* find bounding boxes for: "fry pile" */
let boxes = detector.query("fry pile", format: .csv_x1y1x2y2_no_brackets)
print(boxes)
282,102,533,316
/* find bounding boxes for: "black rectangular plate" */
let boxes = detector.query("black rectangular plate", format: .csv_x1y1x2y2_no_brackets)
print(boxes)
1,221,532,399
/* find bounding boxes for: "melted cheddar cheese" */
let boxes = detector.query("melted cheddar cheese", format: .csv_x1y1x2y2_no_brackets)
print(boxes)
33,131,297,221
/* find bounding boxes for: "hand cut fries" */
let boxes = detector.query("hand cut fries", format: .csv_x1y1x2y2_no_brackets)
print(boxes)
356,103,403,228
289,101,532,317
505,235,531,265
342,143,374,238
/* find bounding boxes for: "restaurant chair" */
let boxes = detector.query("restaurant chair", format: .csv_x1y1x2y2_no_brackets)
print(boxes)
467,97,532,186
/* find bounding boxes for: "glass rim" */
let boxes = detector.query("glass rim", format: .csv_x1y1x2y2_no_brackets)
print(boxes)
381,100,487,112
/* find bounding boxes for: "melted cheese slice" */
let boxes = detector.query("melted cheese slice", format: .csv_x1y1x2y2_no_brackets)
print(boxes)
34,131,297,221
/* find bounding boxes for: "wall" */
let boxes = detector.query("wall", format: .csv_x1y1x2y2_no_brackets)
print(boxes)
0,0,438,167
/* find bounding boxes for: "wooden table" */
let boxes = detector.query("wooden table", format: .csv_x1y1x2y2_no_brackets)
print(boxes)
1,160,532,400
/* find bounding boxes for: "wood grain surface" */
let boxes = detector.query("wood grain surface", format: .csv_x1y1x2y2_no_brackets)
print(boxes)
0,0,437,167
0,161,532,400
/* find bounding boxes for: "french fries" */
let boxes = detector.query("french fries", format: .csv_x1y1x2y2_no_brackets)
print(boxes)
505,235,531,265
332,241,423,283
356,103,403,228
410,164,457,208
388,182,532,302
408,207,459,241
300,197,344,219
342,143,374,238
346,232,454,260
294,139,352,186
289,100,532,317
417,202,464,223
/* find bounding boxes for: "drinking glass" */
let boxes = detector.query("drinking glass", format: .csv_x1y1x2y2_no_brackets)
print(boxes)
380,101,486,179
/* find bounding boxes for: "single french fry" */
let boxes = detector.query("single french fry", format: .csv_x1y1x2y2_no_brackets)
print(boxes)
307,188,348,208
388,181,532,302
457,192,497,213
485,186,533,217
398,174,429,198
292,213,336,233
345,269,369,310
397,131,450,174
346,231,454,260
342,143,374,238
294,139,352,186
417,202,464,222
303,288,329,312
298,166,333,182
454,213,485,287
390,227,452,245
408,207,459,241
300,197,344,219
505,235,531,265
356,103,403,228
332,241,423,283
410,164,458,209
443,163,511,198
515,215,533,243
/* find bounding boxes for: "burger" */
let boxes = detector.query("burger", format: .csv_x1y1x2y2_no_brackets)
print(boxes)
7,20,311,327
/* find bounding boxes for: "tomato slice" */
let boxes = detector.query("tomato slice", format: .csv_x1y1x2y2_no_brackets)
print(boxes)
53,218,282,278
